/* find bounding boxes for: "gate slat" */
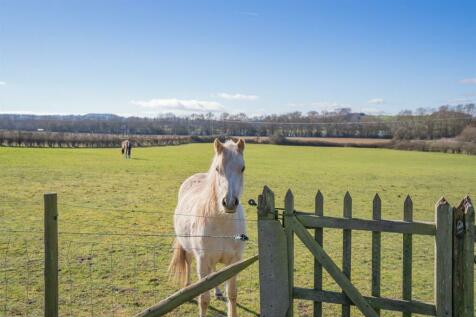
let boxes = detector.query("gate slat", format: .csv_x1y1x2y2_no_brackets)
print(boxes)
314,191,323,317
403,195,413,317
462,197,474,317
372,194,381,316
294,288,436,316
434,198,452,317
290,215,378,317
343,192,352,317
284,189,295,317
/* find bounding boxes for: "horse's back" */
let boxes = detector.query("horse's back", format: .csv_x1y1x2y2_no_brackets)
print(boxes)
178,173,207,200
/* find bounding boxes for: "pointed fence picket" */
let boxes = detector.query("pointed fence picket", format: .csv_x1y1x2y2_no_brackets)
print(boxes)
256,187,475,317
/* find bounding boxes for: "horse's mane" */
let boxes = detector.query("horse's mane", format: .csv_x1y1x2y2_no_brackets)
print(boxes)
196,140,237,220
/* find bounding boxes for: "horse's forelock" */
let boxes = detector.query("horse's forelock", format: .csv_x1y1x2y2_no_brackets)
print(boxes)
198,141,243,219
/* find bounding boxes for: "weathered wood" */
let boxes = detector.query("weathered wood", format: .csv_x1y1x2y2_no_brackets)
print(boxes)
290,215,378,317
372,194,381,316
295,212,435,235
284,189,295,317
452,201,465,317
402,195,413,317
293,288,436,316
462,197,474,317
258,186,277,220
342,192,352,317
314,190,323,317
44,193,58,317
434,198,452,317
134,255,259,317
258,186,290,317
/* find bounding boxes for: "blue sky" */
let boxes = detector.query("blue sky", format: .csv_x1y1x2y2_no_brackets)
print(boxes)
1,0,475,117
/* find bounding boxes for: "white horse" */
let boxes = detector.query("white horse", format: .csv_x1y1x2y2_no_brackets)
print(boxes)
169,138,247,317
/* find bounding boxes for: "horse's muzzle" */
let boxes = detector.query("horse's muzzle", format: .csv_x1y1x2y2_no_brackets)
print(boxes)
222,197,239,212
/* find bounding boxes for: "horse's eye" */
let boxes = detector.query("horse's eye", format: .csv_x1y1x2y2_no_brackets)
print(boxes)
241,166,245,173
215,166,219,172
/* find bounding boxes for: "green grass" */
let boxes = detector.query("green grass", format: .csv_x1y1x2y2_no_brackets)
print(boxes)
0,144,475,316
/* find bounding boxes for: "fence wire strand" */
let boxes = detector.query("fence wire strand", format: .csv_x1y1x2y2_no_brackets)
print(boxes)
0,197,259,317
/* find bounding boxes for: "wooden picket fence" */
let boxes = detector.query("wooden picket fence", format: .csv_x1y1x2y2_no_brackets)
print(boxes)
256,186,475,317
40,190,475,316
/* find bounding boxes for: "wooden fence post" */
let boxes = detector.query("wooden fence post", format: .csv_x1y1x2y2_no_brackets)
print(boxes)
402,195,413,317
284,189,295,317
371,194,381,316
342,192,352,317
44,193,58,317
434,198,452,317
452,199,465,316
462,197,474,317
314,191,323,317
258,186,290,317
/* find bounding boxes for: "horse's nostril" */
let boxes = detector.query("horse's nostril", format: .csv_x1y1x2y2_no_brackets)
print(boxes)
222,198,227,207
234,198,239,206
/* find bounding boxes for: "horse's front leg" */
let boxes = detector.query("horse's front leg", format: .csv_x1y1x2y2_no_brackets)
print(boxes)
196,258,212,317
226,275,238,317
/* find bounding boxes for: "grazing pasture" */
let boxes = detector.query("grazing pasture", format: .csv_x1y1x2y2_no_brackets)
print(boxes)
0,144,475,316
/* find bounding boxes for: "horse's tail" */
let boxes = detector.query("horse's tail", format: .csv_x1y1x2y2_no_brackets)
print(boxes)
168,239,188,286
121,147,124,155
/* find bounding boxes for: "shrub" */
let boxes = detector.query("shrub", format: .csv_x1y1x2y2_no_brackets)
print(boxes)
269,131,287,145
457,126,476,143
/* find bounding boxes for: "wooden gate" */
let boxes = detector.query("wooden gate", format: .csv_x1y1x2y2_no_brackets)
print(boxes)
256,186,474,317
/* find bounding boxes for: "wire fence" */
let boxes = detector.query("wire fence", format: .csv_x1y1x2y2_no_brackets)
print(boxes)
0,195,260,317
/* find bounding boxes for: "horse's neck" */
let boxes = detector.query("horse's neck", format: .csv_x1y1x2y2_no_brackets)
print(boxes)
193,171,218,218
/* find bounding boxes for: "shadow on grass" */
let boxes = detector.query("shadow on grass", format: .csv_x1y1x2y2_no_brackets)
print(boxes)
237,302,259,316
189,299,259,316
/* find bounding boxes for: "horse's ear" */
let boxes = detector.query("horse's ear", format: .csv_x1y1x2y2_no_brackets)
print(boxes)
214,138,224,154
236,138,245,153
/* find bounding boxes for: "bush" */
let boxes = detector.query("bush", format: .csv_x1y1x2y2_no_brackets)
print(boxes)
269,131,287,145
457,126,476,143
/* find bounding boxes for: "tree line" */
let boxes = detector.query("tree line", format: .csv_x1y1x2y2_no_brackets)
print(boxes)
0,104,474,140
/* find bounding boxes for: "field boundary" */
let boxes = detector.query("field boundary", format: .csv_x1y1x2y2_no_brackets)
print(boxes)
256,186,474,316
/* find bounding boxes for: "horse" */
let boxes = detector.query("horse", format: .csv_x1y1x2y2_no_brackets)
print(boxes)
169,138,246,317
121,140,131,159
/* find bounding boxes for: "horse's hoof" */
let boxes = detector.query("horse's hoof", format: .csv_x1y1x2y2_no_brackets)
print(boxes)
215,293,226,302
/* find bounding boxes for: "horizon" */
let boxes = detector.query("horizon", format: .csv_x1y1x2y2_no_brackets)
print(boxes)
1,1,476,117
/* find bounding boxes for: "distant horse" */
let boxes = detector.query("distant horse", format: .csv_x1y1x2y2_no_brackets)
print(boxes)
121,140,132,159
169,138,246,317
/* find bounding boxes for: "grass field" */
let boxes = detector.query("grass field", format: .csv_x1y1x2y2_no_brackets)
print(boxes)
1,144,475,316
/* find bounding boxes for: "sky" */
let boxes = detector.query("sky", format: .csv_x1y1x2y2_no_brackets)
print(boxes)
1,0,476,117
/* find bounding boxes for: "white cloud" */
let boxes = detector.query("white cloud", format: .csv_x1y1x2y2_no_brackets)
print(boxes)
0,81,6,86
213,92,259,101
368,98,385,105
460,78,476,85
130,98,225,112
